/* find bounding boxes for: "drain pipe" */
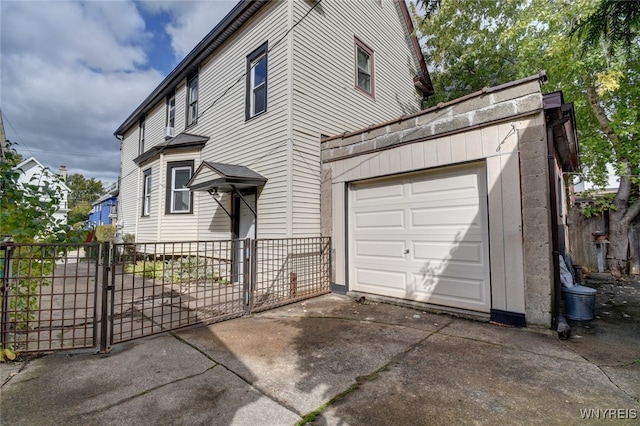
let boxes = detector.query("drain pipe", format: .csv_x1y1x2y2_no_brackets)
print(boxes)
546,121,568,339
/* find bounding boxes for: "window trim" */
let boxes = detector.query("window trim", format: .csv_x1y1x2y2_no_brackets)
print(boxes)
165,160,194,214
245,41,268,120
187,75,198,126
142,168,152,217
354,37,375,98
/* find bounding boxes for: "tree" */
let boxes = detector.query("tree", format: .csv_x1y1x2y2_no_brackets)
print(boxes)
66,173,104,210
68,201,92,227
415,0,639,277
1,141,68,242
572,0,640,59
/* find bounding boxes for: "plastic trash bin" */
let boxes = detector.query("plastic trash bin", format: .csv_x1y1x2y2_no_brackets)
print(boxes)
562,285,597,321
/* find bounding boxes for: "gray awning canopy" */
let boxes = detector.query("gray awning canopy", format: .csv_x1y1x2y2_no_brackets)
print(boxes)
187,161,267,193
134,133,209,165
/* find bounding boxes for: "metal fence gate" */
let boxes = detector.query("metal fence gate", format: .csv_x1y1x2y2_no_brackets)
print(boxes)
1,237,330,354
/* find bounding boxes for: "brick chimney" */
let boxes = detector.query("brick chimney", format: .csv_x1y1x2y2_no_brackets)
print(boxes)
59,165,67,181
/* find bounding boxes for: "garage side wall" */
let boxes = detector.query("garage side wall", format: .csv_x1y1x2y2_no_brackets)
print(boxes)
321,78,554,327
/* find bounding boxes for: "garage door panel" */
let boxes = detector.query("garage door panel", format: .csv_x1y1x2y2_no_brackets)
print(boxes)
356,268,406,290
411,206,481,228
412,274,485,298
409,173,482,199
354,181,404,201
354,209,404,229
355,240,406,260
412,241,484,264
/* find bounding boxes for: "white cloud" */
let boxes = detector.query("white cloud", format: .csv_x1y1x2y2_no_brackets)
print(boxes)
0,1,195,184
1,0,238,183
138,0,237,61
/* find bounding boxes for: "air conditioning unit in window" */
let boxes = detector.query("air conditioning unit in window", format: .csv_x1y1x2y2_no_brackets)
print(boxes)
164,126,175,139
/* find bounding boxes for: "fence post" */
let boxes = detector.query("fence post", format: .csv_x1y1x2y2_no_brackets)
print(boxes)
242,238,252,315
99,241,111,353
1,243,14,349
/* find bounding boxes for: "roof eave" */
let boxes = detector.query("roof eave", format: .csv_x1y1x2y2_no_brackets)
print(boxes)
114,0,268,138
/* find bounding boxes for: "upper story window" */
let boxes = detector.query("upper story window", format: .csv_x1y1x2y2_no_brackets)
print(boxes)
138,119,146,155
246,42,268,120
166,160,193,214
355,37,374,97
187,76,198,126
167,95,175,129
142,168,152,217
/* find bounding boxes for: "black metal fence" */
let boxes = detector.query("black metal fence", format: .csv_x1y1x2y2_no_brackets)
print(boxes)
0,243,100,353
0,237,331,354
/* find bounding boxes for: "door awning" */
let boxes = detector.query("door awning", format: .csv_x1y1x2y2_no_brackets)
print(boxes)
187,161,267,192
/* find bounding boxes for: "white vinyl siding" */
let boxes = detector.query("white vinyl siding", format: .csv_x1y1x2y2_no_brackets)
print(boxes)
117,0,422,242
174,81,187,132
143,101,167,151
187,0,290,239
119,127,141,236
291,0,421,138
288,0,422,238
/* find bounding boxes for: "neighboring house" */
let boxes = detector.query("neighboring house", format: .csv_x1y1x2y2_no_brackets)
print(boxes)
88,183,118,227
573,163,620,194
13,158,71,225
114,0,433,243
321,74,579,328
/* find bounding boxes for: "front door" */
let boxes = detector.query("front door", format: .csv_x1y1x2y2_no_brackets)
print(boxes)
233,192,256,283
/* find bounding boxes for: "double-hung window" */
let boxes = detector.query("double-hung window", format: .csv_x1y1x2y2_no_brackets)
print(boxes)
355,37,374,97
187,76,198,126
166,161,193,214
246,42,268,120
139,119,146,155
167,95,175,129
142,168,152,216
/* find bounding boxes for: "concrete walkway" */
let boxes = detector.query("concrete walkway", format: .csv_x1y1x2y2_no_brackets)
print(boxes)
1,292,638,425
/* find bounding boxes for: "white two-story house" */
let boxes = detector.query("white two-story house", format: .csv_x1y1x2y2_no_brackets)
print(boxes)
13,158,71,226
114,0,432,243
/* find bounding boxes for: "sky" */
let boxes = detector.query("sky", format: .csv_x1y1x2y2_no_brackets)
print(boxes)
1,0,238,184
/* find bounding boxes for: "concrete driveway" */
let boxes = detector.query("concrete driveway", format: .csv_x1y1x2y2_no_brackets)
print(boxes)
1,280,638,425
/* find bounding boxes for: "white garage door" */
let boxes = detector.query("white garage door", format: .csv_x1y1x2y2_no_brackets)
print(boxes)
349,163,490,312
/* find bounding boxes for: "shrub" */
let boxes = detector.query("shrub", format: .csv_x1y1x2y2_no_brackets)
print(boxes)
95,225,116,242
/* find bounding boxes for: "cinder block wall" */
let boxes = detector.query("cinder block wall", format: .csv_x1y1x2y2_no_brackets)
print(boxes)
320,75,554,327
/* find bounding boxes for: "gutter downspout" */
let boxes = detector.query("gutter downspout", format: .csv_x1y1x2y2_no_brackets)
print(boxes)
546,124,565,336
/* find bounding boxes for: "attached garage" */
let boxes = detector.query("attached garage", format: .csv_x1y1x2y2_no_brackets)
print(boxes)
349,164,490,312
321,73,580,328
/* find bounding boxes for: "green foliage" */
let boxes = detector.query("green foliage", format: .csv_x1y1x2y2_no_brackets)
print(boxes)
66,173,104,209
0,343,17,362
572,0,640,59
1,141,70,242
124,256,227,284
67,201,92,227
125,260,165,279
581,193,617,218
414,0,639,207
1,141,72,329
95,225,116,242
